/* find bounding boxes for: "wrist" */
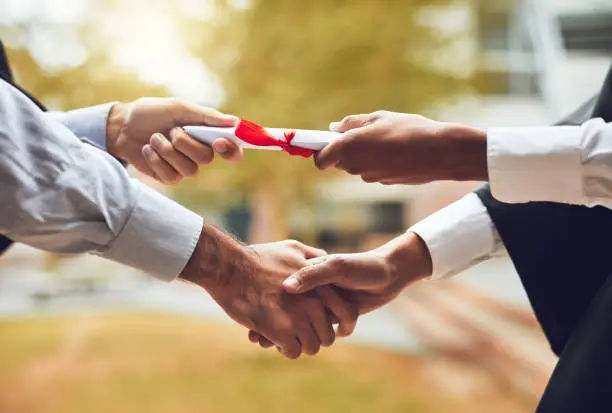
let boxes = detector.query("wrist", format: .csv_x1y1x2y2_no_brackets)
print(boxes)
439,124,488,181
106,102,129,160
379,232,432,286
179,223,255,293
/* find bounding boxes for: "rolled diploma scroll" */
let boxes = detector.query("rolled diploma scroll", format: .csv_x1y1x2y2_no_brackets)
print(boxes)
183,126,340,152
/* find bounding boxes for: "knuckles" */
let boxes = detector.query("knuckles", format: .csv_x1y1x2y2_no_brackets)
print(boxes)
361,175,380,183
327,255,348,271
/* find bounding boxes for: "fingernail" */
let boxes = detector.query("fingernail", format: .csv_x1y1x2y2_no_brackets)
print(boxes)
151,134,165,146
283,277,300,290
170,127,181,139
329,122,341,131
142,145,154,157
214,140,227,153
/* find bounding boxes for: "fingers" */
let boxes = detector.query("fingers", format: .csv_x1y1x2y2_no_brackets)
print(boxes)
315,124,376,171
319,112,383,170
317,286,358,338
277,336,302,359
283,257,339,293
169,127,215,165
212,138,243,163
149,133,200,179
260,321,303,359
171,100,239,127
259,336,275,348
248,330,259,343
295,318,321,356
329,114,371,133
314,136,349,170
248,330,275,348
142,144,181,185
306,296,335,348
147,127,244,185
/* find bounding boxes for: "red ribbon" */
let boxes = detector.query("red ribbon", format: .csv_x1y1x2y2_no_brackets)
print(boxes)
234,119,315,158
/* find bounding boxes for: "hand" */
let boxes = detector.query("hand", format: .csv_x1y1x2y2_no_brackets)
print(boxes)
180,226,357,359
284,232,432,315
316,111,488,185
107,98,244,184
248,232,432,351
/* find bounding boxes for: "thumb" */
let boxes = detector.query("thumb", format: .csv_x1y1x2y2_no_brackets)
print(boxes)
283,257,342,294
329,113,370,133
174,101,239,127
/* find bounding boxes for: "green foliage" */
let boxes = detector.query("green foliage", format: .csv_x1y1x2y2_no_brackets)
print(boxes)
1,0,466,236
176,0,466,213
0,1,171,110
5,47,170,109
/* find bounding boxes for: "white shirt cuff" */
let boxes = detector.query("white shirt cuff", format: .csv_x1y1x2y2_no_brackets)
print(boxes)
101,183,203,282
49,102,116,151
409,193,500,280
487,125,583,204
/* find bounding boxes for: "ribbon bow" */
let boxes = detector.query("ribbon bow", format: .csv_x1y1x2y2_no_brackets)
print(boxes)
234,119,315,158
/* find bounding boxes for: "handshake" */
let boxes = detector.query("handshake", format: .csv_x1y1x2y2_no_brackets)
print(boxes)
106,99,487,359
179,226,431,359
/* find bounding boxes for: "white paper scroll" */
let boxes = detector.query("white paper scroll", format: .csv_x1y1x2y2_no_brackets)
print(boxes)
183,126,339,151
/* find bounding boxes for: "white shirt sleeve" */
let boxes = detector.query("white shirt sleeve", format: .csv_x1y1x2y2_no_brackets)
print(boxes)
48,103,116,151
409,193,506,280
488,118,612,207
410,117,612,280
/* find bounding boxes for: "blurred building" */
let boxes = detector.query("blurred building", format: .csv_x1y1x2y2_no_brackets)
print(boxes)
308,0,612,251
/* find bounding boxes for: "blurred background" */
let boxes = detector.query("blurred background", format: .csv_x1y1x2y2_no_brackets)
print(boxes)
1,0,612,412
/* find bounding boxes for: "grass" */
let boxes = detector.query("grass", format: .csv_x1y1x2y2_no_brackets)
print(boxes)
0,312,526,413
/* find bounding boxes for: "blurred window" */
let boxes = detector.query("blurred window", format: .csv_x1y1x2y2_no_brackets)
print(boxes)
479,11,510,51
370,202,404,234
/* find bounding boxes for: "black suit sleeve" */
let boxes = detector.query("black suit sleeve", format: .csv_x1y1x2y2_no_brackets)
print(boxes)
475,184,612,356
472,70,612,355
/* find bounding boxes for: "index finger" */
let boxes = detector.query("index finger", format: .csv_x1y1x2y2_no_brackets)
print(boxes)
212,138,243,163
283,257,339,294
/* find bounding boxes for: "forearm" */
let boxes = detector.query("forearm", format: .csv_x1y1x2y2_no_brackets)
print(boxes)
438,123,488,181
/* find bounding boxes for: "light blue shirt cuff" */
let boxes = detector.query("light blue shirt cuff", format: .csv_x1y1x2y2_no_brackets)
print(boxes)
49,102,117,151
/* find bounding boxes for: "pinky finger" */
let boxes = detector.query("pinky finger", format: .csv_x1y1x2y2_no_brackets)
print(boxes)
248,330,260,343
248,330,275,348
212,138,243,163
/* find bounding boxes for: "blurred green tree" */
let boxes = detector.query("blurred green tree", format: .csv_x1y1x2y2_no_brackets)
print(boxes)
5,46,169,108
0,0,171,108
1,0,466,243
178,0,465,242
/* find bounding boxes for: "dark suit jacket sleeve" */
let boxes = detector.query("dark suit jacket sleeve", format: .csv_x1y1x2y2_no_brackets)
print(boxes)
475,184,612,355
473,80,612,355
